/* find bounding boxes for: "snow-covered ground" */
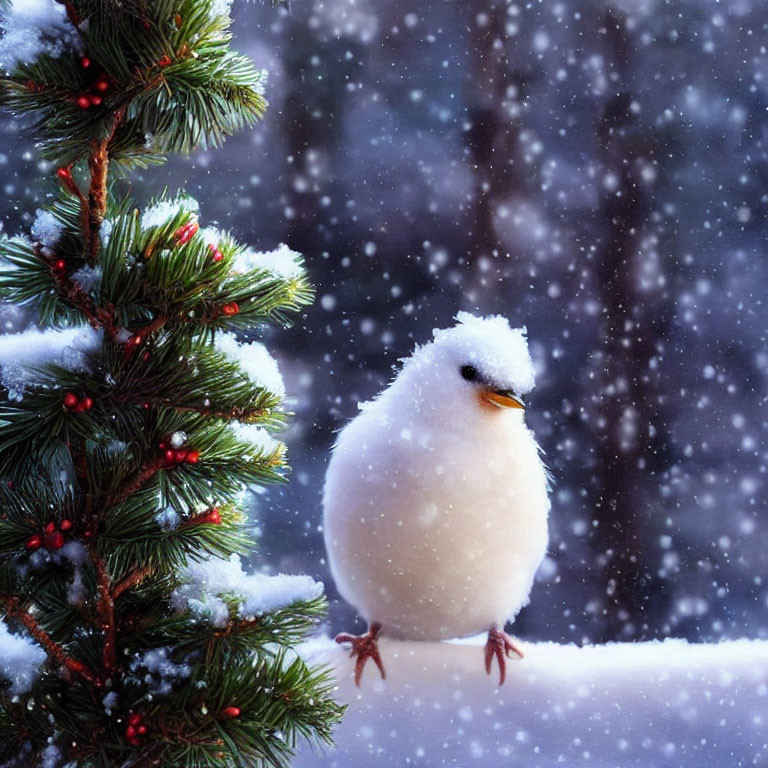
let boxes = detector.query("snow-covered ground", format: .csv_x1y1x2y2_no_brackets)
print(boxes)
296,637,768,767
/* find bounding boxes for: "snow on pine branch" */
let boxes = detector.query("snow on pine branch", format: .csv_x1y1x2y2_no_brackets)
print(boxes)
295,637,768,768
172,554,323,628
215,332,286,397
230,243,305,281
229,422,282,457
0,0,81,71
140,196,200,231
0,620,46,695
30,209,63,249
0,326,101,400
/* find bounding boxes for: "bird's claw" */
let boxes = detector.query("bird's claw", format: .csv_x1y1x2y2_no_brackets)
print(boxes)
484,625,523,686
335,622,386,686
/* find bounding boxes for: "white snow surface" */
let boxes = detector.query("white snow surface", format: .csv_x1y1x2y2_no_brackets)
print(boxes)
0,0,80,71
71,265,102,293
0,621,46,695
38,744,63,768
155,507,180,531
30,209,63,248
0,326,101,400
173,554,323,627
229,422,281,456
140,196,199,231
129,647,191,696
208,0,234,20
215,332,286,396
295,637,768,768
231,242,304,280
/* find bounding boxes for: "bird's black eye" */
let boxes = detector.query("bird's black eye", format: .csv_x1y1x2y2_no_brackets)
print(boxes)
460,365,477,382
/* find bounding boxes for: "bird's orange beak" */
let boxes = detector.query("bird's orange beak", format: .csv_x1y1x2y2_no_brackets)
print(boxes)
483,389,525,409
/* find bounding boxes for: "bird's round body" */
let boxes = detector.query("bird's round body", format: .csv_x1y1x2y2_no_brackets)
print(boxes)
323,313,550,641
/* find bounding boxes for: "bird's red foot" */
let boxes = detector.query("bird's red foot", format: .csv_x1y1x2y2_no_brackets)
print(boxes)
484,625,524,686
335,622,386,686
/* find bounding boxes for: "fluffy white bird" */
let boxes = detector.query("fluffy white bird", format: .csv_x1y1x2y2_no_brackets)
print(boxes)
323,312,551,685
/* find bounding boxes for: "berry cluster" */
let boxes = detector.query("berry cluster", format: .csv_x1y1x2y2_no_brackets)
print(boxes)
75,57,110,109
159,440,200,467
174,220,199,246
26,519,72,551
208,243,224,262
124,713,148,747
64,393,93,413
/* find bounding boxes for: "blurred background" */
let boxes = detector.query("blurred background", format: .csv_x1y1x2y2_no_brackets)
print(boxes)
2,0,767,645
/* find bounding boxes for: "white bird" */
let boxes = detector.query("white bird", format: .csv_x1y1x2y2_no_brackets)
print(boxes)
323,312,551,685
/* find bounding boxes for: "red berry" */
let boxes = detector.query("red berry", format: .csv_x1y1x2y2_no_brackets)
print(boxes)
81,57,91,68
60,519,72,531
164,449,176,464
128,713,142,726
208,243,224,262
95,78,109,92
125,725,137,740
63,393,78,409
128,738,141,746
174,221,199,245
81,397,93,411
84,530,92,539
222,302,239,316
158,442,166,450
174,450,187,463
45,522,56,534
44,531,65,550
158,54,172,67
137,724,147,735
76,95,90,109
26,535,43,549
222,706,240,718
204,509,221,525
56,167,72,181
89,94,102,106
54,259,66,271
186,450,200,464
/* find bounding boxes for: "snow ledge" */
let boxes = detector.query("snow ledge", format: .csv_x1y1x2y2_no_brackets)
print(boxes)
296,637,768,767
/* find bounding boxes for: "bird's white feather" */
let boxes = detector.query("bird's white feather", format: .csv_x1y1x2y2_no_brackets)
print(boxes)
323,313,550,640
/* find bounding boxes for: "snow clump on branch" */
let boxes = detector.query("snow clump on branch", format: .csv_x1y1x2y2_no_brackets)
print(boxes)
0,621,46,695
0,0,81,71
173,554,323,627
0,326,101,400
140,196,199,231
214,332,286,397
231,243,305,281
30,209,64,249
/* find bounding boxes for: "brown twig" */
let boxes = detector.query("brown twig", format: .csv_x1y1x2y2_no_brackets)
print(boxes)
3,597,100,686
89,551,117,671
53,269,120,341
123,315,169,359
87,110,125,264
106,455,166,510
112,565,154,601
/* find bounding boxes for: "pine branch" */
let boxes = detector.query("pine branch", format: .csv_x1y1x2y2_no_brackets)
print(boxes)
2,597,100,686
105,454,166,511
112,565,153,601
86,110,124,262
89,549,117,671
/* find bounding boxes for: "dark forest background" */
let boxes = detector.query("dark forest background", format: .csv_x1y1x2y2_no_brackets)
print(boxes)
2,0,766,644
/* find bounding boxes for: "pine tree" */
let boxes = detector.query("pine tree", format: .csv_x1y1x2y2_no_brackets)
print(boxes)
0,1,343,765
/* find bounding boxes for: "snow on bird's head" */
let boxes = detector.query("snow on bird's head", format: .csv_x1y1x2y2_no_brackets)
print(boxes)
417,312,535,395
